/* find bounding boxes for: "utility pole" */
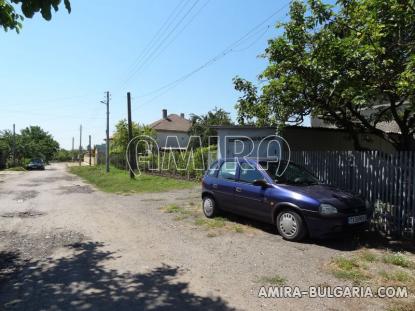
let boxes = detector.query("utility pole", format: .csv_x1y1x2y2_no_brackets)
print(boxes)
12,124,16,167
101,91,110,173
127,92,135,179
89,135,92,166
72,137,75,162
79,125,82,166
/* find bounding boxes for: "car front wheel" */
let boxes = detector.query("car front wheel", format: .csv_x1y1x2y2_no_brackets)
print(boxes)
202,196,217,218
276,210,306,241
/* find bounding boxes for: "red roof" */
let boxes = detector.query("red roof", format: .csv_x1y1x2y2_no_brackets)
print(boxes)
149,114,191,132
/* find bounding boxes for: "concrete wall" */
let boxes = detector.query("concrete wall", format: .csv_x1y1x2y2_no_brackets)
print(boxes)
155,131,190,149
216,128,281,159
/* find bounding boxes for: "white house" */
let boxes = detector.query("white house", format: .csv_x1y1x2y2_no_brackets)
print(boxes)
149,109,191,151
211,126,283,159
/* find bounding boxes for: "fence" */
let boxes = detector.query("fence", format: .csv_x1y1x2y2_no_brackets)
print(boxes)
283,151,415,238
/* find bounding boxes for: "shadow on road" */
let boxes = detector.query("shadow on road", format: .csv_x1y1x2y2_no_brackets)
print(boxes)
217,212,415,253
0,242,235,311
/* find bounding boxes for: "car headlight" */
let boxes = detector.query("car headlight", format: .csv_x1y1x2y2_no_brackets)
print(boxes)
319,203,338,215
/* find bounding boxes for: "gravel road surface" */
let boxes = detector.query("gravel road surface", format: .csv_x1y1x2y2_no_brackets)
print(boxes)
0,163,398,310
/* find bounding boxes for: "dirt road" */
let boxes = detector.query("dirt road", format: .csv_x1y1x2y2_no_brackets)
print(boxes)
0,163,400,310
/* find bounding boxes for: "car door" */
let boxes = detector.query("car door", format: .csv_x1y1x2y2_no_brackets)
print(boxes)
214,160,239,211
234,161,272,222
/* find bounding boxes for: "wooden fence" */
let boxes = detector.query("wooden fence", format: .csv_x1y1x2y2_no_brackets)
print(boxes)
283,151,415,238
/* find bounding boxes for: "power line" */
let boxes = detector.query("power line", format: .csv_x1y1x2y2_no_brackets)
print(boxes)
123,0,190,84
131,3,289,109
131,0,211,79
123,0,203,86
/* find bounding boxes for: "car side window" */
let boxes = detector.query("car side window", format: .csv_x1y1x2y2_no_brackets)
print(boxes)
239,162,264,184
206,161,219,177
218,161,237,181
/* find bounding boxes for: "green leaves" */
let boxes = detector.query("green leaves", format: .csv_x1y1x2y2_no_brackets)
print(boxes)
1,0,71,32
234,0,415,150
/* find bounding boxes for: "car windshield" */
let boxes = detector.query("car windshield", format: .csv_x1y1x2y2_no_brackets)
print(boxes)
259,161,320,185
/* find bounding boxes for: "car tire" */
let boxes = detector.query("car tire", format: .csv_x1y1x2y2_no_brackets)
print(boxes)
202,195,217,218
276,209,306,241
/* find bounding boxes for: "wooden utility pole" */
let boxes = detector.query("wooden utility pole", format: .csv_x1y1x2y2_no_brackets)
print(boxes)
12,124,16,167
79,125,82,166
105,92,110,173
127,92,135,179
89,135,92,166
72,137,75,162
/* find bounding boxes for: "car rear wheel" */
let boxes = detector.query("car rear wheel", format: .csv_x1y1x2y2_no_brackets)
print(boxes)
202,196,217,218
276,210,306,241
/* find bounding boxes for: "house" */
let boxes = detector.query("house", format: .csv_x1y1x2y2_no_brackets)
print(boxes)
149,109,191,151
211,125,282,159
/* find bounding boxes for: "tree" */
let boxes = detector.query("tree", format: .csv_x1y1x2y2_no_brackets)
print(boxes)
0,0,71,33
20,126,59,162
234,0,415,150
54,149,73,162
0,126,59,165
111,119,156,155
188,108,233,147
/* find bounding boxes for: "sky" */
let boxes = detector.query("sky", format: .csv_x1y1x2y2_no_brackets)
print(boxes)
0,0,304,150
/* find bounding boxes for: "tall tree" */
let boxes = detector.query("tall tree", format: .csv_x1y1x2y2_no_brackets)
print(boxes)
188,108,233,147
0,0,71,33
234,0,415,150
20,126,59,162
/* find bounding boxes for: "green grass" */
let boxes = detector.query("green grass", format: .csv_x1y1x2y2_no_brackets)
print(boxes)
69,165,196,194
359,250,378,263
259,275,287,286
330,257,369,283
379,270,413,283
5,166,26,171
194,217,226,229
383,253,414,269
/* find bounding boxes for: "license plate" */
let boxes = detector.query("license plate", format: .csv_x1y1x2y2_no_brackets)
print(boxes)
348,215,367,224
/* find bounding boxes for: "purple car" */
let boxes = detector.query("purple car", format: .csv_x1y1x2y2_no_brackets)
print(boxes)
201,158,372,241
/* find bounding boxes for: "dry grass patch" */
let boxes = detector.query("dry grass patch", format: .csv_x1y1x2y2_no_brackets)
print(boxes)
162,201,255,237
329,250,415,294
258,274,287,286
329,256,371,284
383,253,415,269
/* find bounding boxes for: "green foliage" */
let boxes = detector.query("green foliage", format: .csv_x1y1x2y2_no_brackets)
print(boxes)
54,149,74,162
0,0,71,33
69,165,196,194
234,0,415,150
383,253,414,268
20,126,59,162
0,126,59,166
111,119,156,156
138,145,217,180
188,107,233,147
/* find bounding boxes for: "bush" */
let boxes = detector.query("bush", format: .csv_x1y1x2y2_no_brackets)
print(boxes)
137,146,217,180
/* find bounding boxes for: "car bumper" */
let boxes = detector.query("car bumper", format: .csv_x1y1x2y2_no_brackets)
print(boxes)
304,212,372,238
27,166,44,170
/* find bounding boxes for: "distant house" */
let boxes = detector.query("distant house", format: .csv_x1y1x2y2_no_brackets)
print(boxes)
149,109,191,151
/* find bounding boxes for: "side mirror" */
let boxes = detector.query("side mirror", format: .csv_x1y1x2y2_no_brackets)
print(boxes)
253,179,269,188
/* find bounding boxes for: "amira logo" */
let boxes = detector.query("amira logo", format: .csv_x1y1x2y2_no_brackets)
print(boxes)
125,134,291,177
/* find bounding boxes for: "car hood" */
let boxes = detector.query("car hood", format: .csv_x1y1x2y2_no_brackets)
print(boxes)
278,184,364,209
